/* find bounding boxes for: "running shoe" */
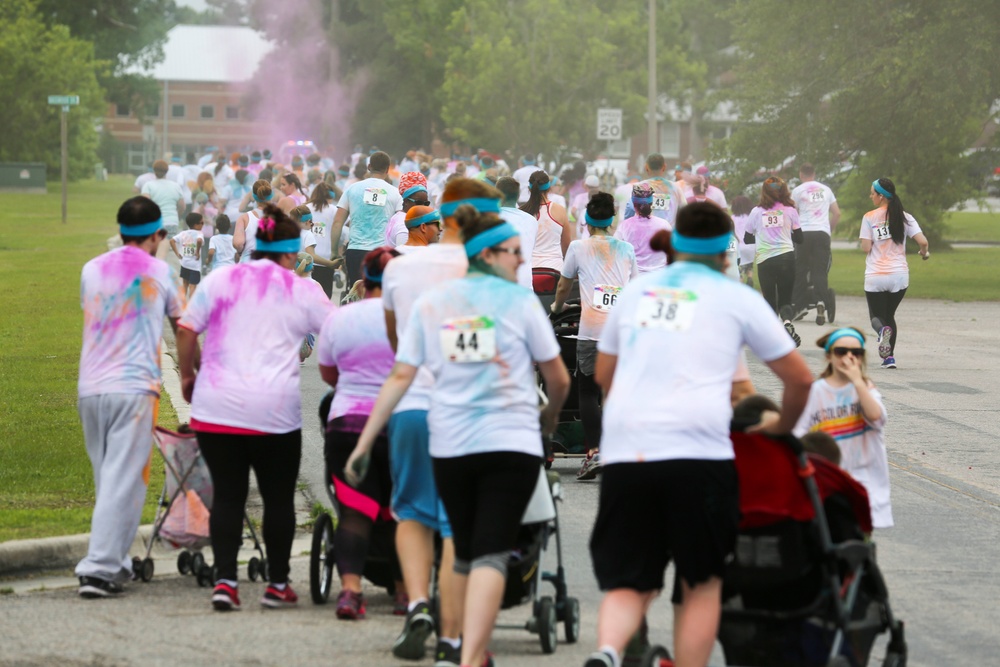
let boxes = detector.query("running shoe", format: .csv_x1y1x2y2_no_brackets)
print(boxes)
260,583,298,609
576,451,602,481
78,576,123,599
792,307,809,322
584,651,616,667
877,326,893,360
433,640,461,667
881,357,897,369
815,303,826,326
393,590,409,616
335,589,366,619
211,582,240,611
392,600,434,660
784,320,802,348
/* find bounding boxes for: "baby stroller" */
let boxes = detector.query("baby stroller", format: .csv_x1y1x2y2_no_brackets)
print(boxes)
138,426,268,586
309,391,400,604
539,301,588,464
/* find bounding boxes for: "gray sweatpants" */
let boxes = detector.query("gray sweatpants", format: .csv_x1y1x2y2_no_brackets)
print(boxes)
75,394,156,582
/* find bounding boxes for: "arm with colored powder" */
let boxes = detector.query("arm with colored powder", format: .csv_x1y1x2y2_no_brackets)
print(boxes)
329,207,349,260
176,326,201,403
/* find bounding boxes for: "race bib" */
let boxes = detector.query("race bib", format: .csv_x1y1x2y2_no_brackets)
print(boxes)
363,188,387,206
439,316,497,363
182,244,198,257
809,190,825,203
652,193,669,211
727,236,738,253
873,222,890,240
313,222,326,237
592,284,622,312
762,209,784,228
635,288,698,332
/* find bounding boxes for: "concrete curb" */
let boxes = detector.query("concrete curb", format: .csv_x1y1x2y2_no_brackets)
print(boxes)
0,526,153,578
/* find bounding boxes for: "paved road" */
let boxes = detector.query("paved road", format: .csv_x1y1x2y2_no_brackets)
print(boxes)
2,296,999,666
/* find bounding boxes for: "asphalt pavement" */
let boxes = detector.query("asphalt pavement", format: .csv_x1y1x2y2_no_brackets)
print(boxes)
2,295,999,666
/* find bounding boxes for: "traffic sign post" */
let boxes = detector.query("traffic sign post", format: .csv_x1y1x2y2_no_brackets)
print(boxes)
48,95,80,224
597,108,623,185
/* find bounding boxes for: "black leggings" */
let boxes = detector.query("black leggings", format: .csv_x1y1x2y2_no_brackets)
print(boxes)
344,248,368,288
578,372,603,452
791,231,831,310
196,430,301,584
865,289,907,355
312,264,335,298
757,251,796,315
433,452,540,566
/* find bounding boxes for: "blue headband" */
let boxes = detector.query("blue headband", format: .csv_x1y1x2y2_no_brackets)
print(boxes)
585,212,613,228
524,158,535,165
402,185,428,199
362,266,382,284
405,210,440,228
824,328,866,351
252,192,274,203
256,238,301,253
632,195,653,204
337,168,349,176
671,231,732,255
251,156,261,163
120,219,163,236
872,180,893,199
464,222,519,258
300,213,312,222
440,197,502,217
537,181,551,191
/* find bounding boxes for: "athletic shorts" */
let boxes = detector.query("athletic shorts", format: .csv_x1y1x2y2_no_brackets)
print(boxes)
179,266,201,285
576,339,599,377
864,272,908,293
387,410,452,538
590,459,739,603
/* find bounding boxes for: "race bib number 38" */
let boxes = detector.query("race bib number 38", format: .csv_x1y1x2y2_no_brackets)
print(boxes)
636,288,698,332
592,284,622,312
440,316,497,363
363,188,387,206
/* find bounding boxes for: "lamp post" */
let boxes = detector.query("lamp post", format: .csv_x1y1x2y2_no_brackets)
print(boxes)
647,0,658,155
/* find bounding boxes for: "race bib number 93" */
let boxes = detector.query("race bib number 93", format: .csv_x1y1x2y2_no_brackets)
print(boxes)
762,209,784,228
636,288,698,331
440,316,497,363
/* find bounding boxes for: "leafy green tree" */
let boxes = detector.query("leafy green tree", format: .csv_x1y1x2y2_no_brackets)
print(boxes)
715,0,1000,244
0,0,106,179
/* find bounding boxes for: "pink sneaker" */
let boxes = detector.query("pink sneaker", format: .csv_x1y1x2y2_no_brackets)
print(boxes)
336,590,366,619
211,583,241,611
260,583,298,609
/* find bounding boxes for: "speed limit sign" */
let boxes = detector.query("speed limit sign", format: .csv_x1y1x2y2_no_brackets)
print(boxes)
597,108,623,141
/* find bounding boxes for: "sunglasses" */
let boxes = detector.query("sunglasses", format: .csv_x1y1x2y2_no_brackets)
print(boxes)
490,246,522,257
831,346,864,357
406,197,431,206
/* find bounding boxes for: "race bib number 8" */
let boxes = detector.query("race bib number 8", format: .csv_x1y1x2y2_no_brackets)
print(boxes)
636,288,698,332
652,193,669,211
363,188,386,206
762,209,784,228
592,284,622,312
440,316,497,363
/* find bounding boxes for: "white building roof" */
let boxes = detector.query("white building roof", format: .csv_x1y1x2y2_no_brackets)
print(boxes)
130,25,272,83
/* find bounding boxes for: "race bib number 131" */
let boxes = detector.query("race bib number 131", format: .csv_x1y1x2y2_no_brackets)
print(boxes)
440,316,497,362
635,288,698,331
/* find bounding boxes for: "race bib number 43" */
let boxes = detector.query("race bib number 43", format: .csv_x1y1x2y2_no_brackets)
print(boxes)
363,188,387,206
636,288,698,331
592,284,622,312
652,193,669,210
440,316,497,363
762,209,784,228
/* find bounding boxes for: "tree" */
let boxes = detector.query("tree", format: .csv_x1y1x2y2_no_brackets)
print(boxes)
715,0,1000,244
0,0,106,179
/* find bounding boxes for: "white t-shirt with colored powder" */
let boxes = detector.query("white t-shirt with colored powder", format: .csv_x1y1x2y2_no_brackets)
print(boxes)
210,234,236,268
174,229,202,272
397,275,561,458
78,246,183,398
308,203,337,259
141,178,184,229
745,203,801,263
791,181,837,234
859,208,922,289
381,243,468,414
179,260,333,433
317,297,396,421
598,261,796,464
561,236,638,340
793,378,892,528
384,211,409,248
614,214,671,273
337,177,403,251
500,207,539,289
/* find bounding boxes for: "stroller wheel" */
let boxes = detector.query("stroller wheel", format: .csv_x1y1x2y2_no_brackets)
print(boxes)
309,513,335,604
177,551,193,575
248,557,261,582
131,556,143,581
140,557,155,582
260,558,270,582
191,552,206,577
538,596,558,654
640,645,673,667
563,597,580,644
196,564,213,588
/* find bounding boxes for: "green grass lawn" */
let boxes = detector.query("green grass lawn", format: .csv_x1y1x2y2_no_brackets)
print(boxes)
0,176,174,542
835,210,1000,243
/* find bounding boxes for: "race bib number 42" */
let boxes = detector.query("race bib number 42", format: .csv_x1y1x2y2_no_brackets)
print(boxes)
440,316,497,363
762,209,784,228
592,284,622,312
363,188,387,206
636,288,698,332
313,222,325,237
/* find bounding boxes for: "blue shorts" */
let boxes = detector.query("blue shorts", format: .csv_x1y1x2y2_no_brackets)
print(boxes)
388,410,452,538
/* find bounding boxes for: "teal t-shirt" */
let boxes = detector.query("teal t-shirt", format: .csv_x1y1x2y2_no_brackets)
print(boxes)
337,177,403,251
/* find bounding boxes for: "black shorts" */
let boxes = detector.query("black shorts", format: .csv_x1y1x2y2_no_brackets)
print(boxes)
179,266,201,285
590,459,739,603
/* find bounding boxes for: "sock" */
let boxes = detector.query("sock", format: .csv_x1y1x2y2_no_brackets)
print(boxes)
440,637,461,649
272,582,287,591
217,579,238,588
407,597,429,613
598,645,622,667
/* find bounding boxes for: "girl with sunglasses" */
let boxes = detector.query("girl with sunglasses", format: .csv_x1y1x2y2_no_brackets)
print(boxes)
793,327,893,528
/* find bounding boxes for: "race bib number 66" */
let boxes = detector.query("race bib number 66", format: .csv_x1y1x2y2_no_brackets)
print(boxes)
635,288,698,331
592,284,622,312
440,316,497,363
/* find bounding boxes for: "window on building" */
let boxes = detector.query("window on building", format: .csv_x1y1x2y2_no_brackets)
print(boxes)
171,104,185,118
225,106,239,120
115,103,129,117
149,104,160,117
659,122,681,158
200,105,215,119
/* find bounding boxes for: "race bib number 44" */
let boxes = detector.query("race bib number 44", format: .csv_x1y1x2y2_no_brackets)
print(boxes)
592,284,622,312
636,288,698,331
363,188,387,206
762,209,784,228
440,316,497,363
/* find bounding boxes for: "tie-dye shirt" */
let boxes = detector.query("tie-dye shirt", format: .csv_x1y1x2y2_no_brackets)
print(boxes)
316,297,395,421
179,259,333,433
745,203,801,263
561,236,639,340
78,246,183,398
794,378,892,528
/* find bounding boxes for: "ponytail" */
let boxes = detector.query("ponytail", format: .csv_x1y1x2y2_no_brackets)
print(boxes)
875,178,905,245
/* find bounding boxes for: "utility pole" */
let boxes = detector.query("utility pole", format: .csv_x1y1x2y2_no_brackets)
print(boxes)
647,0,658,155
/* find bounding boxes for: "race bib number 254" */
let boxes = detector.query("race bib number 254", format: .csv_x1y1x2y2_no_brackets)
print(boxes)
635,288,698,332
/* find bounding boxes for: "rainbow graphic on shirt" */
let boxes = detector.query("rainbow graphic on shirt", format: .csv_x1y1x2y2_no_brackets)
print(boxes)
806,402,871,441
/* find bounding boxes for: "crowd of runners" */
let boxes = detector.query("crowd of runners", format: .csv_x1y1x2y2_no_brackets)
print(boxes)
76,144,930,667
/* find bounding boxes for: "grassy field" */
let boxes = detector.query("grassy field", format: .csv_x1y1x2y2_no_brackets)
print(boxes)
835,210,1000,243
0,176,174,542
